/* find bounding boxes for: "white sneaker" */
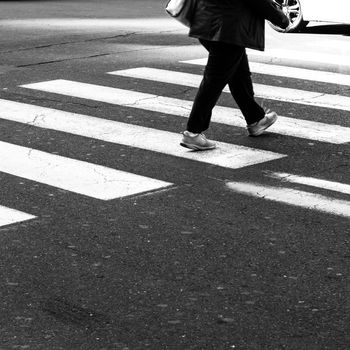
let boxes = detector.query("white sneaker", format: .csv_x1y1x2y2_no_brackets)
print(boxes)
247,111,278,136
180,131,216,151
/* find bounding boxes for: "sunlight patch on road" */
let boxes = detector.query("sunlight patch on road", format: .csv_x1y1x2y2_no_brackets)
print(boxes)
0,18,185,32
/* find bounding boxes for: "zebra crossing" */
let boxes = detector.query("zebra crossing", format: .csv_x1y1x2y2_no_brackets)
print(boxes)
0,140,173,201
1,55,350,226
20,78,350,144
0,204,36,227
108,67,350,112
227,171,350,219
0,99,285,169
181,58,350,86
107,67,349,144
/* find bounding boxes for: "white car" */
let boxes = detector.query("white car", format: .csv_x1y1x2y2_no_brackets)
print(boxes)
269,0,350,32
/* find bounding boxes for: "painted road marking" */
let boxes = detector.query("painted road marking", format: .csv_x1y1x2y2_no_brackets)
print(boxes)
0,205,36,228
0,99,285,169
21,80,350,144
181,59,350,86
0,141,173,200
246,48,350,72
108,67,350,112
226,181,350,218
267,172,350,195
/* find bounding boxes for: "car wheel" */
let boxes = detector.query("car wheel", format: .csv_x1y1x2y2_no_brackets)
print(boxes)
269,0,309,33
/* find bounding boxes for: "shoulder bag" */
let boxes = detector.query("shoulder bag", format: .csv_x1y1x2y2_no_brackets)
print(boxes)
165,0,197,27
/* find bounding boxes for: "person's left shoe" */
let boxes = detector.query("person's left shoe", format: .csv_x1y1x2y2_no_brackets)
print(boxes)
247,111,278,136
180,131,216,151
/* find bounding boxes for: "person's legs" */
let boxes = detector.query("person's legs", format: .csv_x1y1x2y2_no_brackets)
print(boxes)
228,50,278,136
186,40,246,133
228,50,265,125
182,41,277,149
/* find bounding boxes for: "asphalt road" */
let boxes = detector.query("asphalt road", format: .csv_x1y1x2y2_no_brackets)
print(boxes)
0,1,349,349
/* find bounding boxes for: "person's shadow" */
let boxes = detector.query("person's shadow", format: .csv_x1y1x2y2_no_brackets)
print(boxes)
300,23,350,36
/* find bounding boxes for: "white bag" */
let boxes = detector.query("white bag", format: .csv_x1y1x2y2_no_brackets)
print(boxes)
165,0,196,27
166,0,185,17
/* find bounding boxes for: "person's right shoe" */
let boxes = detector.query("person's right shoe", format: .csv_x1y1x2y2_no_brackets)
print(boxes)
247,111,278,136
180,131,216,151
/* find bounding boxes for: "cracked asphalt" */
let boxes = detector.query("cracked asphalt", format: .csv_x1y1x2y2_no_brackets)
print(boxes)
0,1,349,349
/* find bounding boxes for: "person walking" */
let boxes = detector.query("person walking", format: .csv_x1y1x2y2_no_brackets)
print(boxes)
180,0,290,151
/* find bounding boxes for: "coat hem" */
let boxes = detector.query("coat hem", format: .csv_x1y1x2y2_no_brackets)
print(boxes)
188,34,265,52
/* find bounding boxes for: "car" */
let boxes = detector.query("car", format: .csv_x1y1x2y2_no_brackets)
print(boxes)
269,0,350,33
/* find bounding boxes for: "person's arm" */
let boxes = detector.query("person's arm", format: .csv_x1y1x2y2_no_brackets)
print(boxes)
245,0,290,29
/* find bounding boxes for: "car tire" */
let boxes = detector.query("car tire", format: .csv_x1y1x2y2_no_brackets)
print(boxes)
269,0,309,33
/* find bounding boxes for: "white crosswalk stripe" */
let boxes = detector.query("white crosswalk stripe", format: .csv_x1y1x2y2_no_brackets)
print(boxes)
108,67,350,113
0,140,173,200
226,181,350,218
181,59,350,86
0,205,36,228
21,79,350,144
0,99,285,170
266,172,350,195
246,49,350,72
227,169,350,218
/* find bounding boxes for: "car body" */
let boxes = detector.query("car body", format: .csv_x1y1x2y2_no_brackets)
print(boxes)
269,0,350,32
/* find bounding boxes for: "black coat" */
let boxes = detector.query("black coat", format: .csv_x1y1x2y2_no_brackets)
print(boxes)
189,0,288,51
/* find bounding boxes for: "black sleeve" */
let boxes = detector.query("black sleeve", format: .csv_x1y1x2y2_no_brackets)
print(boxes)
245,0,290,28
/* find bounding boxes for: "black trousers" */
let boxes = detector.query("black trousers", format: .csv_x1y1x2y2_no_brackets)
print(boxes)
187,39,265,133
